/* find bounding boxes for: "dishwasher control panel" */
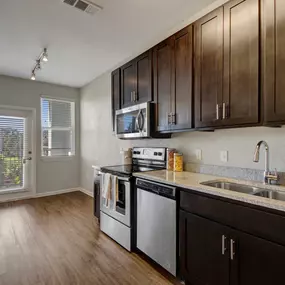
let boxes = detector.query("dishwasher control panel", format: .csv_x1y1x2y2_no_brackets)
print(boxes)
136,179,176,199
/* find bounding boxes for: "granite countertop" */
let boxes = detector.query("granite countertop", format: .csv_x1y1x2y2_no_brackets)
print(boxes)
133,170,285,213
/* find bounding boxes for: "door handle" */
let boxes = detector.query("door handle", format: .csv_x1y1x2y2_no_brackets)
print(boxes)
222,235,227,255
23,157,32,164
230,239,236,260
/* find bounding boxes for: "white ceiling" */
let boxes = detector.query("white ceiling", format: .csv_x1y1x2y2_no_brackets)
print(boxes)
0,0,217,88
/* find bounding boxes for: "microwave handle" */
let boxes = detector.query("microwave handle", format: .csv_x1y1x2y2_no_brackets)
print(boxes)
135,111,140,131
138,110,144,132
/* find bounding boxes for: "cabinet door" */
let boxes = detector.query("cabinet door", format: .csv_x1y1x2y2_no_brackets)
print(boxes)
179,210,229,285
111,69,121,132
153,38,173,132
263,0,285,123
121,60,135,108
194,8,224,128
171,26,194,131
134,50,152,104
230,230,285,285
223,0,259,126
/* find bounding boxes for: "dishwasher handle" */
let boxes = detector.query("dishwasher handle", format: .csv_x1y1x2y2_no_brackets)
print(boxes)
136,178,176,199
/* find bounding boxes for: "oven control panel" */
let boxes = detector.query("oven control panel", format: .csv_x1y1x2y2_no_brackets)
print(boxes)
133,147,166,161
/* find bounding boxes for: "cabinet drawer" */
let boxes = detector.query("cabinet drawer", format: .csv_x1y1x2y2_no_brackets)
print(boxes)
180,189,285,246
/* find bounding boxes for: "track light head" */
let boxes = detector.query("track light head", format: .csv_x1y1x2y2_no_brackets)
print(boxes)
31,72,36,81
42,48,48,62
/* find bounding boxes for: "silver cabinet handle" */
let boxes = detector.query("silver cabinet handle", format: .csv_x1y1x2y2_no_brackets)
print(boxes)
222,235,227,255
222,103,227,119
216,104,220,120
172,113,176,125
131,91,134,102
230,239,235,260
168,113,172,125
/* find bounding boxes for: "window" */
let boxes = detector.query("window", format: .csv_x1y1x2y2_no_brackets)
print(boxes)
41,98,75,157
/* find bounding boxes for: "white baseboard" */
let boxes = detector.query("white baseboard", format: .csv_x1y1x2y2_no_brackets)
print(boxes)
0,188,80,203
35,188,79,198
0,187,94,204
78,187,94,197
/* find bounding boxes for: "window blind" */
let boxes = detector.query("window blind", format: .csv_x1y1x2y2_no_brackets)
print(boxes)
41,98,75,157
0,116,25,190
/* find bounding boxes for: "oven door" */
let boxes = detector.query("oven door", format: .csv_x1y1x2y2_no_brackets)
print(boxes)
100,175,131,227
115,102,150,139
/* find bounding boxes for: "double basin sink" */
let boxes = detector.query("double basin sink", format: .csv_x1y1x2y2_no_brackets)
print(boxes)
201,180,285,202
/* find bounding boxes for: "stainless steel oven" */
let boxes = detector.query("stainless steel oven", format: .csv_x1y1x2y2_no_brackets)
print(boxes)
115,102,151,139
100,174,132,251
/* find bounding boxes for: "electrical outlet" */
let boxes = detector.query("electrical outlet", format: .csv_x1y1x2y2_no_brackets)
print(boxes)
220,150,228,162
196,149,202,161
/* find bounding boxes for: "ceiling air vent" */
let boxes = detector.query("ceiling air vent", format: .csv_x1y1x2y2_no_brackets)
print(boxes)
62,0,103,15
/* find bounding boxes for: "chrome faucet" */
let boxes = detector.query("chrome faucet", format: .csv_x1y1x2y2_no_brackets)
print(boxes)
253,140,279,185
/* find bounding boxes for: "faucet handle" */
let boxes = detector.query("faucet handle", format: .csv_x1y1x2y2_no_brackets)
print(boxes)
274,168,278,176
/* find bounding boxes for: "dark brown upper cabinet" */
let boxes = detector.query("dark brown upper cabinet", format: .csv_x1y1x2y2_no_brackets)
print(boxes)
111,69,121,132
121,50,152,109
195,0,260,129
153,38,173,132
263,0,285,124
154,25,193,133
172,26,194,131
223,0,259,126
194,8,224,128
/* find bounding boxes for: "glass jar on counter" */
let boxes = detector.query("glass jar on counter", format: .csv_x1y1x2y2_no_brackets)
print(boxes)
174,153,184,172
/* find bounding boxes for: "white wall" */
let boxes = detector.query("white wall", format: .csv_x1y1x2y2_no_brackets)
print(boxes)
0,75,80,194
80,71,285,192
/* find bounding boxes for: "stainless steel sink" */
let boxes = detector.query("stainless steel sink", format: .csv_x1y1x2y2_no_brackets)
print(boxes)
254,190,285,202
201,180,285,202
201,181,264,195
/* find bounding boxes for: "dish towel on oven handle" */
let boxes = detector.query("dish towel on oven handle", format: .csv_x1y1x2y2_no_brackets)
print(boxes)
102,173,112,208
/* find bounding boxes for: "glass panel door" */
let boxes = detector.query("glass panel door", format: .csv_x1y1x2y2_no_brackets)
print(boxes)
0,109,33,193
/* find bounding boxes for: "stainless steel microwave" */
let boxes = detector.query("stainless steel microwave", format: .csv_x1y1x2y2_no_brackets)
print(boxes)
115,102,151,139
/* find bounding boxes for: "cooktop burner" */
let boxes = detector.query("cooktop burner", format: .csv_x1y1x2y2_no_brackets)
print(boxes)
101,164,164,177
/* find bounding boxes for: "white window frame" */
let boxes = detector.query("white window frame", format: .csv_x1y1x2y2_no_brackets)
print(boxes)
40,97,75,160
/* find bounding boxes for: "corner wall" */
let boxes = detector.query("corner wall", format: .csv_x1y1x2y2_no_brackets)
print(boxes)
0,75,80,194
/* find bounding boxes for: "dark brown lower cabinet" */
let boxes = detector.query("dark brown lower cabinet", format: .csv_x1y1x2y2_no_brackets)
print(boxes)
180,195,285,285
230,228,285,285
179,210,229,285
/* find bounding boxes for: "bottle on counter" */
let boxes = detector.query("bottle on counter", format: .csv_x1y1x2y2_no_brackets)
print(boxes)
174,153,184,172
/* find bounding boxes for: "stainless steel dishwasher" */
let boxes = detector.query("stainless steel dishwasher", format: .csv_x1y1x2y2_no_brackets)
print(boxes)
136,178,177,276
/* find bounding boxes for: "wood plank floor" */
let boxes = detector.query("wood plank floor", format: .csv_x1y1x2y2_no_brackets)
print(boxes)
0,191,179,285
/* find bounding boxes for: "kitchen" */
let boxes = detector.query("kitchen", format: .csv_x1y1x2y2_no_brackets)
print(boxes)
0,0,285,284
85,0,285,283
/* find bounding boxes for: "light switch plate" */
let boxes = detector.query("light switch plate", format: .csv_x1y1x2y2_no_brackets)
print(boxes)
196,149,202,161
220,150,228,162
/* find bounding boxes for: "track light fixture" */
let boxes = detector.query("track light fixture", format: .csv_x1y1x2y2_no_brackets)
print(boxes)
30,48,49,81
